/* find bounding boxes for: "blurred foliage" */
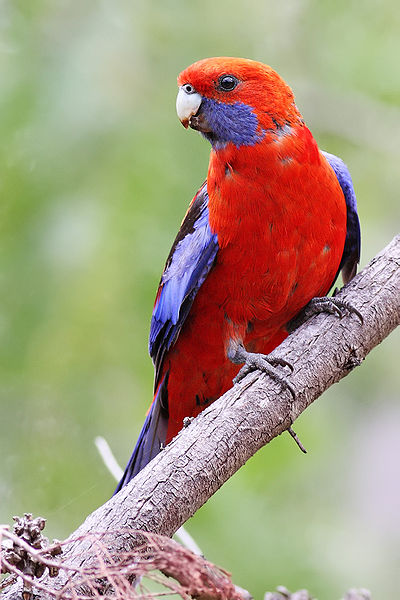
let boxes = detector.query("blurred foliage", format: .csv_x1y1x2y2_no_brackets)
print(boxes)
1,1,399,598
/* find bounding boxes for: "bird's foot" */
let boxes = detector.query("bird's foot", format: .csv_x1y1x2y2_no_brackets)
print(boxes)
229,345,295,398
305,296,363,322
288,295,363,332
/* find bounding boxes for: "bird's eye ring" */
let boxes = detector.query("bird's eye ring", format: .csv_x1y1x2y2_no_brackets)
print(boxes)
217,75,239,92
182,83,196,94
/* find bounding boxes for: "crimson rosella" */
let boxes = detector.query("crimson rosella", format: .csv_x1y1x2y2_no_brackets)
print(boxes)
114,57,360,493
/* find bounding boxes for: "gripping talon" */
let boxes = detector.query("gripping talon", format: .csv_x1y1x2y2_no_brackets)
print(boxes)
307,296,364,324
288,295,363,331
230,346,295,398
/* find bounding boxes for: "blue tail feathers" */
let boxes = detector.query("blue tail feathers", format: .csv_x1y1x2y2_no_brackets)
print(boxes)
114,379,168,494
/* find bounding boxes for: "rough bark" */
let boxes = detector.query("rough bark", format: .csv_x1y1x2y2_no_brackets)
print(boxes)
3,235,400,599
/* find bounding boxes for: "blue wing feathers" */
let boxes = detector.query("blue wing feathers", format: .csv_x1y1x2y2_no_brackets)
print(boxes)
322,151,361,284
149,184,219,384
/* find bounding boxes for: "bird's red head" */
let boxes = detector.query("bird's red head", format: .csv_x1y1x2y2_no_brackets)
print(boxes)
176,57,302,148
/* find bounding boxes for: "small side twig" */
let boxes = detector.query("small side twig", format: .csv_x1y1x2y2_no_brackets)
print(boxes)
287,427,307,454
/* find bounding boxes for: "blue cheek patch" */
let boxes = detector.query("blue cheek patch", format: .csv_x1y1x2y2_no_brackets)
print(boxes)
201,97,265,148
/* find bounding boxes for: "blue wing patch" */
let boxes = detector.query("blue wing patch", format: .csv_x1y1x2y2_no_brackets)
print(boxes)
323,151,361,284
149,183,219,386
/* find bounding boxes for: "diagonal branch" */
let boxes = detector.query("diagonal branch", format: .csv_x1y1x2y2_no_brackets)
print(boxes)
3,235,400,599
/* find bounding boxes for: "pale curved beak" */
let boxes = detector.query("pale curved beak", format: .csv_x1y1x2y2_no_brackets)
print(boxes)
176,86,202,128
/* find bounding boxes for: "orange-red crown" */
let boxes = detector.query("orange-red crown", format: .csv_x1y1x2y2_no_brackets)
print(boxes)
177,57,301,128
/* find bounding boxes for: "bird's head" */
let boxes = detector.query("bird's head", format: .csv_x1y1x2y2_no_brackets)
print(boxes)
176,57,301,149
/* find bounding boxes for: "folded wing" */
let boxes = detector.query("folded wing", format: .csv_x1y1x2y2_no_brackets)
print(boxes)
323,151,361,284
149,183,219,388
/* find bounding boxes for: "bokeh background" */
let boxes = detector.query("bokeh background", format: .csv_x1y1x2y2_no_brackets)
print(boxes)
1,1,400,598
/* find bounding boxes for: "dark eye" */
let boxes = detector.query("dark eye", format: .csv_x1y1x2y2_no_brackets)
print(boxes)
218,74,239,92
182,83,196,94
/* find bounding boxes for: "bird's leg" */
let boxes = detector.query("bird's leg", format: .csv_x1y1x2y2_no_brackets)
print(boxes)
228,343,295,398
287,294,363,333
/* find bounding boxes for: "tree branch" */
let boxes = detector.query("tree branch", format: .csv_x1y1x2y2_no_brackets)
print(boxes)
3,235,400,599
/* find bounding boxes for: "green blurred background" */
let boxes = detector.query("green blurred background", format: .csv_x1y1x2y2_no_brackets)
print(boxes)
1,1,400,598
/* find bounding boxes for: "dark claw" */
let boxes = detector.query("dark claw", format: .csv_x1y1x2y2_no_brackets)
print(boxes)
268,356,294,373
230,346,295,398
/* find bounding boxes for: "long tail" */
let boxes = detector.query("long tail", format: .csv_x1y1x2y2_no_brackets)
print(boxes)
114,377,168,494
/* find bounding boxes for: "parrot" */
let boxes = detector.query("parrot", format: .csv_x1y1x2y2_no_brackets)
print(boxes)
114,57,360,493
